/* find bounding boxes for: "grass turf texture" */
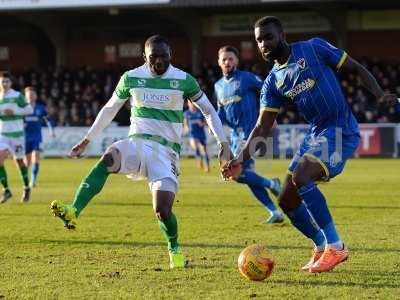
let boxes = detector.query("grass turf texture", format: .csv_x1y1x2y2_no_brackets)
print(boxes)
0,158,399,299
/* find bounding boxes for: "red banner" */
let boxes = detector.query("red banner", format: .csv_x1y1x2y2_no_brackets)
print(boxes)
357,127,381,155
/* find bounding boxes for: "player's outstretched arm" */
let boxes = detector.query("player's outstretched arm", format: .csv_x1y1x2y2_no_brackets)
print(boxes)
43,116,56,138
191,93,232,164
222,110,277,180
340,56,397,105
69,95,125,158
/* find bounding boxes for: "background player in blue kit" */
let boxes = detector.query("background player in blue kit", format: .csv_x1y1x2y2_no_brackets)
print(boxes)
24,86,55,187
223,16,397,273
184,101,210,172
215,45,283,224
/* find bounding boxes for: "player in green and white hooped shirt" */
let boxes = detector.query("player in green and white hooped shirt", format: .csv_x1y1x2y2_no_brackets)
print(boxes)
0,72,33,204
50,35,231,268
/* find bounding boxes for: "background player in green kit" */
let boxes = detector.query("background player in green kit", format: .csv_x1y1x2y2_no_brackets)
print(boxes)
0,72,33,204
50,35,231,269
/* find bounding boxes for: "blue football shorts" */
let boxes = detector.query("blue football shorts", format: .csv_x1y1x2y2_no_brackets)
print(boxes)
288,127,360,180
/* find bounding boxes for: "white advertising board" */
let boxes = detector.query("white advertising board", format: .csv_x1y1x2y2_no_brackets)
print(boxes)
41,124,399,158
41,126,221,157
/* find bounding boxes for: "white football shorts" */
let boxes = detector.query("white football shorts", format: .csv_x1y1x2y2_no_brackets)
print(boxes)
0,135,25,159
111,137,179,193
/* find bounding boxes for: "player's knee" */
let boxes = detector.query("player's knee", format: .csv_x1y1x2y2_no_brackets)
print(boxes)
291,171,308,189
155,206,171,221
101,147,121,173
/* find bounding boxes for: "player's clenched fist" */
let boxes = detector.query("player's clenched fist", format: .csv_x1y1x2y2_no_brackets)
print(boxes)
221,159,242,181
69,138,90,158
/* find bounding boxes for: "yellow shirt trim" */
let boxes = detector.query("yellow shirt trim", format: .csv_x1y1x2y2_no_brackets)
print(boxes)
303,153,330,178
336,52,348,70
261,107,280,113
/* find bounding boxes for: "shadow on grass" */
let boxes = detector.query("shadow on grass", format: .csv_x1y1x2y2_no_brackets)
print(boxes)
39,239,242,249
272,279,400,289
36,239,400,253
341,270,400,277
95,202,150,207
331,205,400,210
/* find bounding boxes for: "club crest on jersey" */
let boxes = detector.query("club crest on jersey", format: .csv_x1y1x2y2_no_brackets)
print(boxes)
297,58,306,69
233,81,241,90
137,79,146,87
170,80,179,89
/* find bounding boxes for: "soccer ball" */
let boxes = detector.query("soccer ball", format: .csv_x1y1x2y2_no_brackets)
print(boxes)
238,244,274,281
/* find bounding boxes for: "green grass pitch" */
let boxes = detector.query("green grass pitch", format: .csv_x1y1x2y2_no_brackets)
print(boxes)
0,158,399,299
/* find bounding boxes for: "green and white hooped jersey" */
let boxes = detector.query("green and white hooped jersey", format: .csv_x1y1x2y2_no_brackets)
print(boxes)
0,89,28,138
114,64,203,154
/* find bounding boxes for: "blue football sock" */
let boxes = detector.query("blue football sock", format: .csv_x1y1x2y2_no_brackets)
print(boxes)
239,169,275,189
298,182,341,245
247,185,278,213
236,170,280,214
203,154,210,167
31,163,39,184
286,201,326,249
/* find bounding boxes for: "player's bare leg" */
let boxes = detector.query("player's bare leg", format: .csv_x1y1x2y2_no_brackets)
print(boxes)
152,186,186,268
292,157,348,273
0,149,11,203
15,158,30,203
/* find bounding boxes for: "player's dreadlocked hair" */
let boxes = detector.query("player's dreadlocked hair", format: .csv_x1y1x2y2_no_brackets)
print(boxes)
145,35,170,49
254,16,283,32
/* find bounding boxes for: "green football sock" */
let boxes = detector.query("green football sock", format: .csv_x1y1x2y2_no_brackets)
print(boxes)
72,160,110,217
158,213,179,251
18,165,29,188
0,165,8,189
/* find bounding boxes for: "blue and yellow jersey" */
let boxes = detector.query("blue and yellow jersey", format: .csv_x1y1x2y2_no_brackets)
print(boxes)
25,102,48,142
215,69,263,139
183,109,206,141
261,38,359,135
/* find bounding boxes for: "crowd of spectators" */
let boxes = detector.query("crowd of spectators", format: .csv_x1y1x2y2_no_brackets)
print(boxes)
12,58,400,127
13,66,126,127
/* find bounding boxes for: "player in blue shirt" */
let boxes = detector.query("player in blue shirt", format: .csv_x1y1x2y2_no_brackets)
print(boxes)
215,45,283,224
222,16,397,273
183,101,210,172
24,86,55,187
